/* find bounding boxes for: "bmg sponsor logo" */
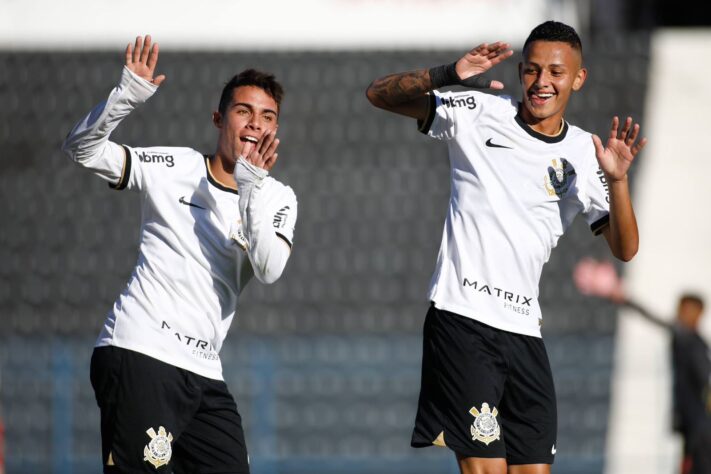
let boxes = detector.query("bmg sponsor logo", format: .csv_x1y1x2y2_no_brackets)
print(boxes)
137,151,175,167
441,95,477,110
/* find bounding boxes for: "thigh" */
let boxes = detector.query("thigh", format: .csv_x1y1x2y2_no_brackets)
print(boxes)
91,346,201,473
412,306,509,459
500,335,557,466
173,379,250,474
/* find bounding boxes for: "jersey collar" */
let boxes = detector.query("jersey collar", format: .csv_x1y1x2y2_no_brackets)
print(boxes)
514,105,569,144
204,155,239,195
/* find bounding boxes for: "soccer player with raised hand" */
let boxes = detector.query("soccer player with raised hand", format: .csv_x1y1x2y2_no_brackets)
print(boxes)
62,35,297,473
366,21,645,474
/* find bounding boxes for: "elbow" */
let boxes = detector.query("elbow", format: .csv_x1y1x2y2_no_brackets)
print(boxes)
254,267,283,285
614,245,638,263
365,83,385,109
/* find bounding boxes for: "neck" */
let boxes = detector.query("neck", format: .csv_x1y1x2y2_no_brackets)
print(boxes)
209,153,237,189
519,107,565,136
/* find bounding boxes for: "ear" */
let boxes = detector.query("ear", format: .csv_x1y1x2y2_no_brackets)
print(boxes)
572,67,587,91
212,111,222,129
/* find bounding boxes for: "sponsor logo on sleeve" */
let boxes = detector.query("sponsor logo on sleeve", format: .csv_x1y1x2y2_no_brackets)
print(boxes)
441,95,477,110
273,206,290,229
136,151,175,168
596,168,610,203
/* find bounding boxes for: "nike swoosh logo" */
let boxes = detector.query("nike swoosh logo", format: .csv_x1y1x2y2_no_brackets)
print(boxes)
485,138,512,149
179,196,206,210
551,445,556,455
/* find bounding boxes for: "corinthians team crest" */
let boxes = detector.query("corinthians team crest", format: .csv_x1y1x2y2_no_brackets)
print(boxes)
143,426,174,468
469,403,500,445
544,158,577,198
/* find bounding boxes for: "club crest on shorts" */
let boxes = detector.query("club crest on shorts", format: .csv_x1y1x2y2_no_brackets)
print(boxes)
469,403,500,445
143,426,173,469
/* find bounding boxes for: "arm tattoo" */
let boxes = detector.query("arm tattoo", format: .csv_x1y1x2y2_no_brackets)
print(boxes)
367,69,432,107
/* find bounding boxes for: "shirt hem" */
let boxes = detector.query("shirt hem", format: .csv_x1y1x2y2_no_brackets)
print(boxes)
95,340,224,381
431,300,542,338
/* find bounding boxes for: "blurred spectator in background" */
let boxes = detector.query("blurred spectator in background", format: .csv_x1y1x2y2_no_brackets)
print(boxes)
574,259,711,474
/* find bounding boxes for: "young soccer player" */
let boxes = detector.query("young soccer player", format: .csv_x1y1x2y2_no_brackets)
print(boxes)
366,21,646,474
62,35,297,473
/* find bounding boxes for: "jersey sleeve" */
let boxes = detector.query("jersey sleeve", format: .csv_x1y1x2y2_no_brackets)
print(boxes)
580,150,611,235
233,158,298,284
416,90,482,140
61,66,158,191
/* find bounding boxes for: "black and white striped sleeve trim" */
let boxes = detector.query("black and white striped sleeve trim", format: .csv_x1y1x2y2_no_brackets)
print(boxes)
109,145,132,191
590,214,610,236
417,93,437,134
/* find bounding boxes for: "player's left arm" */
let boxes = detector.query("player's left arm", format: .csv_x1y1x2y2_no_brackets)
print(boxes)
234,132,296,284
592,116,647,262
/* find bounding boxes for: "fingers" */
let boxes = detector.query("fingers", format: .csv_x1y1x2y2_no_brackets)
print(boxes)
264,152,279,172
610,115,647,156
242,130,280,170
631,137,648,156
608,116,619,140
140,35,152,64
489,80,505,90
146,40,159,71
132,36,142,64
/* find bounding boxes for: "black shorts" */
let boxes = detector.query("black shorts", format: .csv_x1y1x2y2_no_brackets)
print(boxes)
90,346,250,474
411,305,557,465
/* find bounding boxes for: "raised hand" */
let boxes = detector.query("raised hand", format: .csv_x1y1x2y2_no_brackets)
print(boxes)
592,117,647,182
455,42,513,90
240,130,280,171
125,35,166,86
573,258,625,303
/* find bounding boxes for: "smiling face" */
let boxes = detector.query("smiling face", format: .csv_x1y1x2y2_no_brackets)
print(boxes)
519,40,587,135
213,85,279,167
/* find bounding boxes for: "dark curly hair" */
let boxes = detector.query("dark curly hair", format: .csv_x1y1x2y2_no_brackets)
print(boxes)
218,69,284,115
523,21,582,56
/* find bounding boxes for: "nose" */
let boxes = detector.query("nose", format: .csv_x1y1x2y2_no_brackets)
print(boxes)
246,114,261,130
534,70,550,87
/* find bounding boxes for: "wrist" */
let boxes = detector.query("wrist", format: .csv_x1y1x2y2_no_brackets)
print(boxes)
428,62,460,89
234,156,268,185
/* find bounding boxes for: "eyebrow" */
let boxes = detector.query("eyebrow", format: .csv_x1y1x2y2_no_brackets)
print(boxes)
232,102,278,116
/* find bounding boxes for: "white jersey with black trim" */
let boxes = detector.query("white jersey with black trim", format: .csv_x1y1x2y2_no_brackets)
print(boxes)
419,90,609,338
62,67,297,380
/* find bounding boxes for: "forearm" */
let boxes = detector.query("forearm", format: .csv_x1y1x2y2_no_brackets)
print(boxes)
605,176,639,261
62,67,156,168
366,69,433,109
622,299,672,330
234,158,292,284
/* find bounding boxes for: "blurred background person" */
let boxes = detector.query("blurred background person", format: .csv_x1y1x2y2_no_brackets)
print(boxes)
575,259,711,474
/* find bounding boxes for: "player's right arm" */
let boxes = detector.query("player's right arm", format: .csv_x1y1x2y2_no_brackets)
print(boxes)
61,36,165,187
365,42,513,120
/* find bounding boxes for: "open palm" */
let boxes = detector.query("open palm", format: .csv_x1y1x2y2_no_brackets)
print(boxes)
125,35,165,86
455,42,513,90
592,116,647,181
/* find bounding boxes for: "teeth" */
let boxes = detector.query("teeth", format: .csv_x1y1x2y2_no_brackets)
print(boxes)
537,93,553,98
243,136,258,143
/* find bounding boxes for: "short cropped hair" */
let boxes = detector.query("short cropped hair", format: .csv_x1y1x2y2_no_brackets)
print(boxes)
523,21,583,56
218,69,284,115
680,293,705,309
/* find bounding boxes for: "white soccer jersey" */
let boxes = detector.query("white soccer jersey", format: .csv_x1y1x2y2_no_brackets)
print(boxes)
420,90,609,337
63,67,297,379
